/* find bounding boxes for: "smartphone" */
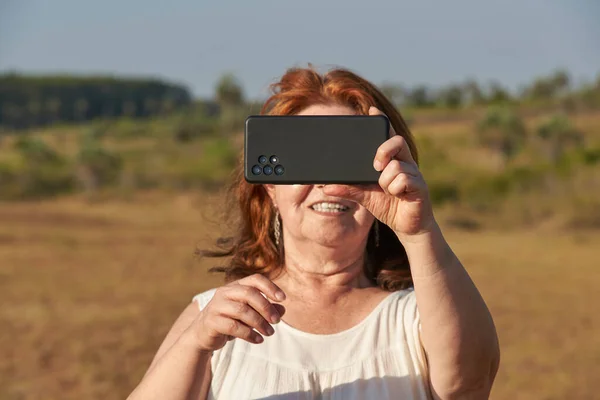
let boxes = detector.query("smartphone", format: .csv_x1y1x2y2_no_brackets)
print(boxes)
244,114,390,184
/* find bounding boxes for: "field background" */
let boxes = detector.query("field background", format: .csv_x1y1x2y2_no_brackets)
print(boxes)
1,99,600,399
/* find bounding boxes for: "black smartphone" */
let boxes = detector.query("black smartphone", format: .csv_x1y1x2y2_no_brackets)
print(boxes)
244,114,390,184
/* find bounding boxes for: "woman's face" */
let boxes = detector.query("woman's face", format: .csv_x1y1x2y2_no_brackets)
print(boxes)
264,104,375,249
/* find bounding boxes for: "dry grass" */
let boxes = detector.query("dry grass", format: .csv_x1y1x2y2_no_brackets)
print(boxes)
2,109,600,398
1,191,599,399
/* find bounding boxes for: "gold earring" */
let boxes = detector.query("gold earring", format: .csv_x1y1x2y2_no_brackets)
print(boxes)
274,210,281,246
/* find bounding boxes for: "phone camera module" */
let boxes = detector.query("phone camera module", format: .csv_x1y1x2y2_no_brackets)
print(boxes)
269,155,279,164
263,165,273,175
251,165,262,175
258,155,268,164
274,165,285,175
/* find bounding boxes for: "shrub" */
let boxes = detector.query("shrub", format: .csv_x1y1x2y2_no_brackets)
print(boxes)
76,131,123,192
6,136,75,198
476,106,527,167
535,114,584,165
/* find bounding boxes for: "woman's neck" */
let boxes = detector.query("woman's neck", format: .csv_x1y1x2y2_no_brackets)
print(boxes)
271,240,376,306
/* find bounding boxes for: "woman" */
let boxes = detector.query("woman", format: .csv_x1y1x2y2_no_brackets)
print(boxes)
128,66,500,399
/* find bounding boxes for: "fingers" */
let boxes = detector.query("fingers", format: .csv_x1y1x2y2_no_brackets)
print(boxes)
378,160,418,193
209,315,264,344
237,274,286,302
225,284,282,325
219,299,275,337
379,160,423,196
386,171,426,197
196,274,289,350
374,135,416,171
369,106,416,169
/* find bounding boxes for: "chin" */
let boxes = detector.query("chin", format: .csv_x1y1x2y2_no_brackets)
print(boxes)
313,232,361,248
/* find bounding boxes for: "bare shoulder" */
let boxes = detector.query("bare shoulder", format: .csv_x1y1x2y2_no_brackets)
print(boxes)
143,290,216,377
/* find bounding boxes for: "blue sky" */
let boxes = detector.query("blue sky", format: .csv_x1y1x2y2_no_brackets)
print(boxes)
1,0,599,99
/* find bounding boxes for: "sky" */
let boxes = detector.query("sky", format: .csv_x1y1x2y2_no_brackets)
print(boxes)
1,0,599,99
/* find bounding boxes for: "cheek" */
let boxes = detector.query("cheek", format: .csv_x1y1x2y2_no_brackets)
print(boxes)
276,185,311,207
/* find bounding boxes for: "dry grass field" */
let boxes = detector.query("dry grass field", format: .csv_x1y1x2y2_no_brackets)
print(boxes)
1,189,599,399
1,108,600,399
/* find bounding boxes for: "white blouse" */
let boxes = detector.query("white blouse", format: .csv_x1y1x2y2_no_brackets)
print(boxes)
192,288,433,399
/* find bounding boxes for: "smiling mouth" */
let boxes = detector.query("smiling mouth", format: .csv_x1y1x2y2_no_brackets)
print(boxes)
310,202,350,213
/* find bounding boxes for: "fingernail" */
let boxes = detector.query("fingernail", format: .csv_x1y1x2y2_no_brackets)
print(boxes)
254,334,263,343
266,325,275,335
374,160,382,171
275,291,286,301
270,312,280,324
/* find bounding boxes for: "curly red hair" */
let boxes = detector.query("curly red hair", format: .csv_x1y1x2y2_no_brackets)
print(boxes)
199,65,418,291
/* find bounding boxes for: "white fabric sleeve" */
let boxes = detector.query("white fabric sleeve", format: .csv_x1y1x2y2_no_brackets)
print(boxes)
192,288,217,311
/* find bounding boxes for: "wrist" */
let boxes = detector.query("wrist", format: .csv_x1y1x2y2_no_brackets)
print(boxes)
395,218,441,247
180,326,213,357
397,222,457,279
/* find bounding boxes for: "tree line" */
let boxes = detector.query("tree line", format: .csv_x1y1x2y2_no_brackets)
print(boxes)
0,73,192,130
379,69,600,109
1,68,599,131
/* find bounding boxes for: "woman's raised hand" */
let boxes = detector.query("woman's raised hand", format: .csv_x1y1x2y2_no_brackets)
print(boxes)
190,274,286,352
323,106,436,242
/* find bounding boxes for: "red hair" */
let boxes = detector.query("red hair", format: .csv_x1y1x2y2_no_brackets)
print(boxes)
199,65,418,291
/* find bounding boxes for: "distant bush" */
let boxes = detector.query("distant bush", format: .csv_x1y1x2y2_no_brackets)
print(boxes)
428,181,459,205
580,146,600,165
1,136,75,199
476,106,527,167
534,114,584,165
174,118,218,143
217,107,248,134
160,136,238,191
75,131,123,192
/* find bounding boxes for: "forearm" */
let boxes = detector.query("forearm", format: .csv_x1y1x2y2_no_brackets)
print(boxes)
128,328,212,400
400,222,500,398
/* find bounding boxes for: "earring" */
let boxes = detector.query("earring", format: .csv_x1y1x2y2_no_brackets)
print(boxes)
273,210,281,246
374,220,380,248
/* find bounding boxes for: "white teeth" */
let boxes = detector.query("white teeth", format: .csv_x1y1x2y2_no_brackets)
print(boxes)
311,202,349,212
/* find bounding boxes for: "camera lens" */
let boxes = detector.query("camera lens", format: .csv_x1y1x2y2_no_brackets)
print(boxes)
258,155,268,164
269,155,279,164
251,165,262,175
263,165,273,175
274,165,285,175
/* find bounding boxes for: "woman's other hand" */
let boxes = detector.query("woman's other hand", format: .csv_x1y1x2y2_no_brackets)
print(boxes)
323,106,435,242
190,274,286,352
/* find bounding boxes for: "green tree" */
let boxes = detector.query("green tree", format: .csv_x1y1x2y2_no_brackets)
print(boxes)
476,106,527,167
215,73,245,109
2,103,24,128
523,69,571,101
463,79,485,105
76,129,123,193
45,97,62,124
487,82,512,104
27,99,43,126
406,85,432,108
437,84,464,109
550,69,570,93
122,100,137,117
143,98,160,115
74,98,89,121
536,114,584,164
